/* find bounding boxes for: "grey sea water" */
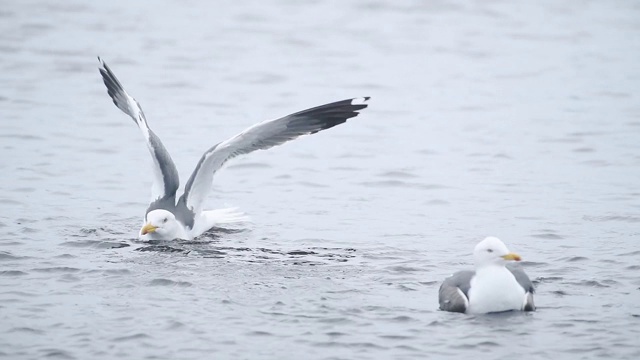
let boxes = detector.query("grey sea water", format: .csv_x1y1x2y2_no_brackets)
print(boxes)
1,0,639,359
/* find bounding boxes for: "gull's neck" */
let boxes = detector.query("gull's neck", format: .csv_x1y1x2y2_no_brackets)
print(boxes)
473,263,512,285
475,262,507,273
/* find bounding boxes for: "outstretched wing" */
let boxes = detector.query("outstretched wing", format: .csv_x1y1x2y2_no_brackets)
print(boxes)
98,57,180,206
178,97,370,214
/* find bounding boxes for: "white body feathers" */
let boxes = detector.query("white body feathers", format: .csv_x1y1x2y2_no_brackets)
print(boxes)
468,266,527,314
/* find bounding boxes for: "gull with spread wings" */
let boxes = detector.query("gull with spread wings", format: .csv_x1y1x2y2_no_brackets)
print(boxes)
98,57,369,240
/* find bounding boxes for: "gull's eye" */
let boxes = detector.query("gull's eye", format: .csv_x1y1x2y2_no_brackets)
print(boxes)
487,249,493,253
163,218,168,223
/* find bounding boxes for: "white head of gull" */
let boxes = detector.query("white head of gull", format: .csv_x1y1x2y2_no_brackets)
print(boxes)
140,209,188,240
438,236,535,314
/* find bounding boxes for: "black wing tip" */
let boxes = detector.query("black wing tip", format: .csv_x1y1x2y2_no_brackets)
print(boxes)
285,97,371,129
97,57,136,118
523,302,536,312
97,56,109,73
97,58,125,95
97,56,110,75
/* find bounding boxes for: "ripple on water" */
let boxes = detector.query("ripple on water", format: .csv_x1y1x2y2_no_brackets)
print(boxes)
483,339,517,348
386,265,423,273
165,320,185,330
102,269,132,275
376,170,419,179
112,333,151,342
0,251,31,261
20,227,40,234
378,334,415,340
396,284,417,291
39,349,75,360
1,291,38,297
566,280,611,288
60,240,130,249
31,267,80,273
58,274,82,283
296,181,329,188
312,341,387,350
0,133,45,141
0,240,23,247
530,232,564,239
136,245,186,253
520,261,547,267
9,327,45,335
390,315,417,323
148,278,193,287
359,180,447,190
573,147,595,153
176,244,358,264
425,199,450,205
0,270,28,276
325,331,347,337
561,256,589,262
15,218,38,224
247,330,273,336
584,215,640,222
419,280,439,286
0,198,22,205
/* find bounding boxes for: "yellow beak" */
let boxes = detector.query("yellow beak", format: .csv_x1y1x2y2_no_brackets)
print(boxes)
140,223,158,235
501,252,521,261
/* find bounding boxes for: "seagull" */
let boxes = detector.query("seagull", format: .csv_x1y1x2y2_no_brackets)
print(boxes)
438,237,536,314
97,57,370,240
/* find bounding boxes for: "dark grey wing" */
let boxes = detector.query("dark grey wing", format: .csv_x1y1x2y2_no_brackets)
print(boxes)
98,57,180,207
178,97,370,214
506,263,535,293
439,270,475,313
507,263,536,311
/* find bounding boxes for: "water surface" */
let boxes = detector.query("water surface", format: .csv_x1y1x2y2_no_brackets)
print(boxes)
1,0,639,359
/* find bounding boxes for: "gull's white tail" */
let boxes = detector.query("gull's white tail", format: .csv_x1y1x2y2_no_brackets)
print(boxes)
205,207,251,225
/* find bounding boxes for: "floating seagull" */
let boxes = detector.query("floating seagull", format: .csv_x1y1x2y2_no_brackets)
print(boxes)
439,237,535,314
97,57,369,240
